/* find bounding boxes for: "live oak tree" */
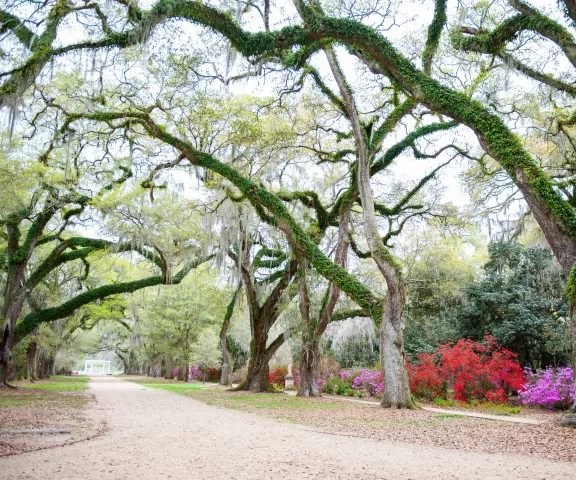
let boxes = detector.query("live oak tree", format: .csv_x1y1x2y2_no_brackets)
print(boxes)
4,0,576,413
0,146,213,386
227,227,298,392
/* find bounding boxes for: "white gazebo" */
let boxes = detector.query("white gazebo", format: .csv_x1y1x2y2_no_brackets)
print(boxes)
84,360,111,375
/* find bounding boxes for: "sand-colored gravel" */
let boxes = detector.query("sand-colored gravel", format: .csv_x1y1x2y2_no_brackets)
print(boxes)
0,376,574,480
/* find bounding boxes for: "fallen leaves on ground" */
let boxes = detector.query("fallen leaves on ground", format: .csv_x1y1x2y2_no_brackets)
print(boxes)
0,378,102,457
185,389,575,463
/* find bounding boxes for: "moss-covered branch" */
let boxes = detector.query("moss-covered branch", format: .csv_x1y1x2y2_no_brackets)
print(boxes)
450,2,576,69
65,109,381,314
496,51,576,96
276,190,330,230
26,237,165,290
422,0,447,74
371,120,458,175
0,8,36,47
253,247,288,269
13,253,213,343
330,308,369,322
0,3,68,107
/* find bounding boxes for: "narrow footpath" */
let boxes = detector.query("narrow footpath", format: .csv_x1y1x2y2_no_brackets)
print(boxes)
0,377,573,480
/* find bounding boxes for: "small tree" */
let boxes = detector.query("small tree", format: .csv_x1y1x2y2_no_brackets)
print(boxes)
191,330,222,383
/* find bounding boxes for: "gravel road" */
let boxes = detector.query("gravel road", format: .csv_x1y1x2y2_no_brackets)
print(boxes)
1,376,574,480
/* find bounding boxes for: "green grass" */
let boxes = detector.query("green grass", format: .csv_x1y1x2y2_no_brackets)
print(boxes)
20,375,89,391
0,376,90,409
128,378,346,413
187,391,349,412
217,394,345,410
434,413,466,419
432,397,454,407
127,377,211,393
133,382,205,392
461,401,523,416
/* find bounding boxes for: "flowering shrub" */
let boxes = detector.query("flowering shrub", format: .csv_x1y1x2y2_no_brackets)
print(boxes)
408,353,443,400
319,337,526,404
519,366,574,410
351,369,383,396
268,365,288,387
409,335,526,403
189,366,202,380
206,368,220,381
319,369,380,397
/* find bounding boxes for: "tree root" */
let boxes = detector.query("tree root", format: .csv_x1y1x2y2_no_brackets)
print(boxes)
0,381,18,389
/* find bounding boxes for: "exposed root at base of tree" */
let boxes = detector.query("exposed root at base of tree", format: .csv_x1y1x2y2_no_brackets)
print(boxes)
380,400,417,409
0,382,17,389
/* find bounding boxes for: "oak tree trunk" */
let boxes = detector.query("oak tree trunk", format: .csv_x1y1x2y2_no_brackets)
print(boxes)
380,285,413,408
220,346,232,386
243,334,271,392
0,361,8,388
571,306,576,412
297,340,320,397
26,341,38,380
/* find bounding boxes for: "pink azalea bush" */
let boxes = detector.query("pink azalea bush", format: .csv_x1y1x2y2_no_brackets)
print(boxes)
318,369,383,397
188,366,202,380
350,369,383,396
519,366,574,410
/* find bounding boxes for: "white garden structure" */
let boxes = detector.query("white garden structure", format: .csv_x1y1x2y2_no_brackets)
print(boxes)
84,360,111,375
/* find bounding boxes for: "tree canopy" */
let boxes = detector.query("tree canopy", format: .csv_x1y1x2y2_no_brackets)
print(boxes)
1,0,576,414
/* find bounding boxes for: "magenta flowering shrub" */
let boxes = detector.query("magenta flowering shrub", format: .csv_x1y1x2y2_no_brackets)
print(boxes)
351,369,383,396
188,366,202,380
339,370,356,382
319,369,383,397
519,366,574,410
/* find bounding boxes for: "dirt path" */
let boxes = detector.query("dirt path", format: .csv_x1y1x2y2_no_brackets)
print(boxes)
0,377,574,480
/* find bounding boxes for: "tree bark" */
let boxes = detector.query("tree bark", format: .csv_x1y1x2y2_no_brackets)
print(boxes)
571,306,576,412
163,358,173,379
220,284,241,386
324,46,415,408
297,201,352,397
26,341,38,381
243,332,271,392
220,342,233,386
296,254,317,397
298,339,320,397
0,361,9,388
0,282,26,386
230,243,296,392
380,283,413,408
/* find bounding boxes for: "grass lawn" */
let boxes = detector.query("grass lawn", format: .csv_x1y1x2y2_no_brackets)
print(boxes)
19,375,90,392
126,377,345,411
127,377,206,393
0,376,89,409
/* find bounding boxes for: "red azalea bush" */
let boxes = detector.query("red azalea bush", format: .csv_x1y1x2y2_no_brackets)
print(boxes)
206,368,221,382
268,365,288,387
407,353,443,400
409,335,526,403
